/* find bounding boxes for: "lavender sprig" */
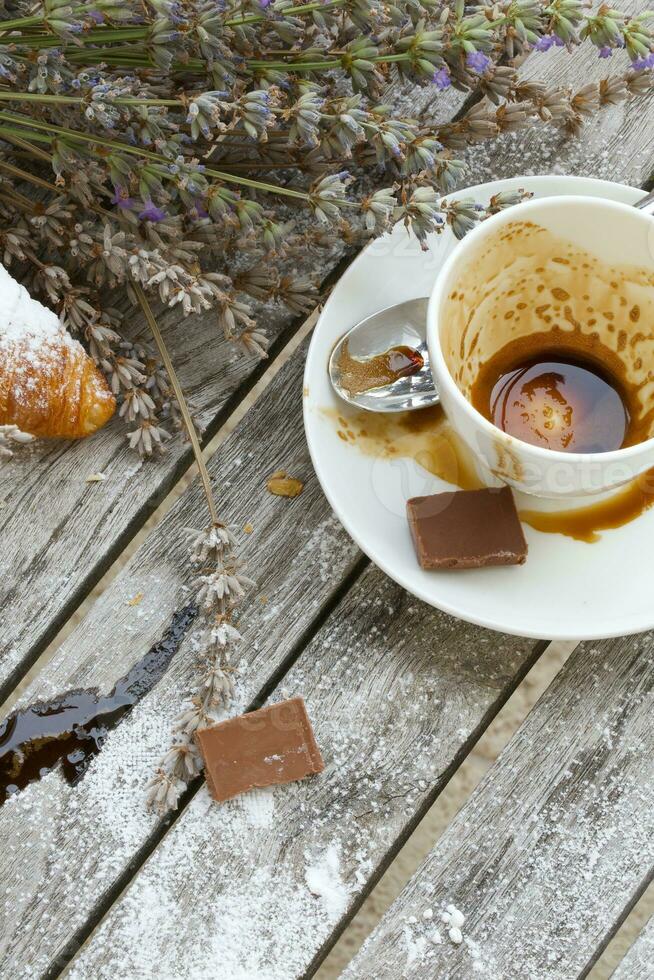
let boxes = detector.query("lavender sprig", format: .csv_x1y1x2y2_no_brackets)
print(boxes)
146,523,253,812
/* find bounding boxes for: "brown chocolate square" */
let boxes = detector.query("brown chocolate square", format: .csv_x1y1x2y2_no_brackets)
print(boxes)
195,696,324,802
407,486,527,569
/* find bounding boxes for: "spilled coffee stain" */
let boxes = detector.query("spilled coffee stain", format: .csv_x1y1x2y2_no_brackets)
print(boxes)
324,404,654,543
323,404,482,491
0,604,197,805
520,467,654,543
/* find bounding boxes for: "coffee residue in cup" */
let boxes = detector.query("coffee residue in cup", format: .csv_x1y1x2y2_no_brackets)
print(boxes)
471,331,634,453
440,220,654,453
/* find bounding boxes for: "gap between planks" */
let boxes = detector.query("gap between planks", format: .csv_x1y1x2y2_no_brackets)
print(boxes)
609,908,654,979
315,636,579,979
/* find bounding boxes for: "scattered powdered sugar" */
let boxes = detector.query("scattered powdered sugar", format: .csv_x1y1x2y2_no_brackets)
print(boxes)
296,513,359,585
239,786,276,829
0,262,77,361
68,792,353,980
305,843,349,919
441,903,466,945
0,262,87,415
399,903,464,972
403,923,427,967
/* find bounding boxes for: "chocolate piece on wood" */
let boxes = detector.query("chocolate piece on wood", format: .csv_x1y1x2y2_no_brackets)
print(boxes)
407,486,527,570
195,696,324,802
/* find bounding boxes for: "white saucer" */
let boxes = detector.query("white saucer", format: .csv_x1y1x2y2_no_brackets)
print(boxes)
303,175,654,641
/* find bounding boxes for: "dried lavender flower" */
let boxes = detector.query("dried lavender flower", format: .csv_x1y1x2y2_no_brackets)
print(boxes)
0,424,34,459
149,521,253,813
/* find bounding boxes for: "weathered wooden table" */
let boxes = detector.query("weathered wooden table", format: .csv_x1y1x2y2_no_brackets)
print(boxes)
1,31,653,980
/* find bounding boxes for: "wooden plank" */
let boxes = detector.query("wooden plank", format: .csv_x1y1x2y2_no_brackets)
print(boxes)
0,83,467,701
341,634,654,980
0,335,365,977
612,914,654,979
62,566,542,980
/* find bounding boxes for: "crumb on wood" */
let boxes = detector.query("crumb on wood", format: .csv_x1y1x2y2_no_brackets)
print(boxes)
267,470,304,498
86,472,107,483
243,522,254,534
126,592,144,606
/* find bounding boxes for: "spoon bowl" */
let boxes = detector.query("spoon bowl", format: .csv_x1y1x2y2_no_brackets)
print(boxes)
328,297,436,412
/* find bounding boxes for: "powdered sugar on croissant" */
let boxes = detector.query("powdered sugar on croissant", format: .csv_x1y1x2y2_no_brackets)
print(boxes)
0,264,115,438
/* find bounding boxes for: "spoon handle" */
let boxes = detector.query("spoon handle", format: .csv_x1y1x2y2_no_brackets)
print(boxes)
634,188,654,212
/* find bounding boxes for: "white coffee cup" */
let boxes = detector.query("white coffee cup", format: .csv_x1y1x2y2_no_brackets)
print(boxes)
427,195,654,498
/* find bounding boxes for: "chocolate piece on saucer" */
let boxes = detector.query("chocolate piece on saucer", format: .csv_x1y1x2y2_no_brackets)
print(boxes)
195,696,324,803
407,486,527,570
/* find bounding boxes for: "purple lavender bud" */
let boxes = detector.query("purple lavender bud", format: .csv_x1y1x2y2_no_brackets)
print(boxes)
139,200,167,223
553,34,565,46
432,67,451,90
259,0,273,7
632,56,650,70
88,10,104,23
598,45,612,58
111,187,135,210
534,35,555,51
465,50,492,74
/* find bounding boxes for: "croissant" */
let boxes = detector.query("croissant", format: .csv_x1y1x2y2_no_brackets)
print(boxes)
0,265,115,438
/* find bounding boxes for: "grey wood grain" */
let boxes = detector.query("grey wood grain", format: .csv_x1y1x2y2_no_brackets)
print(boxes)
63,565,542,980
342,635,654,980
0,335,364,978
612,914,654,979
